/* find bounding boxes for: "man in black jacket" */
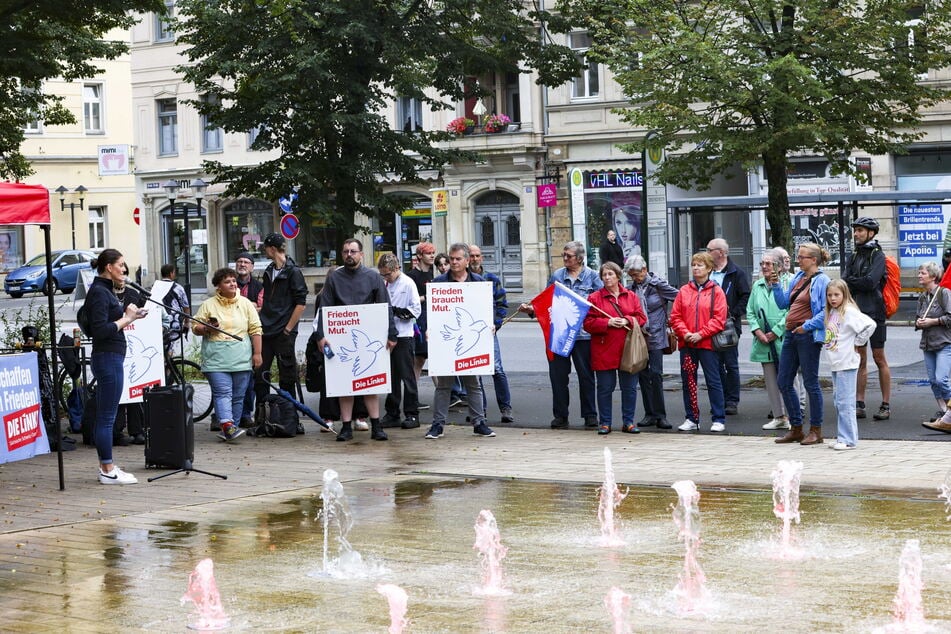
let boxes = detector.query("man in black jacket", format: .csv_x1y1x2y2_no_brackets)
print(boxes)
706,238,751,416
844,216,891,420
254,233,308,418
599,230,624,268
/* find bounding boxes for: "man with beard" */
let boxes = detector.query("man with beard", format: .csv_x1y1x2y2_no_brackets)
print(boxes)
316,238,397,441
844,217,892,420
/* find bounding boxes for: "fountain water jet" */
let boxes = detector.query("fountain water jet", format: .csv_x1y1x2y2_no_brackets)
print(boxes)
771,460,804,558
604,586,632,634
597,448,628,547
311,468,385,579
939,472,951,521
376,583,408,634
180,558,230,631
892,539,926,630
473,509,510,596
671,480,709,614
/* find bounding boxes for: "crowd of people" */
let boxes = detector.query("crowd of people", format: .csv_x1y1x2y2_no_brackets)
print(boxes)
84,215,949,485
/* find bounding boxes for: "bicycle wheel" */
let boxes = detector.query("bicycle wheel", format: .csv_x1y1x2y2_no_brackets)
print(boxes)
170,358,214,422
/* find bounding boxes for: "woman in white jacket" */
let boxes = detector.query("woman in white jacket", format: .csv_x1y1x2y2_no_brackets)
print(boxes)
823,279,876,450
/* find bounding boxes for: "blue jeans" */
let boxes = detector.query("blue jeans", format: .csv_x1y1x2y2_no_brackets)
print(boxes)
680,348,725,424
479,334,512,413
923,345,951,402
433,374,485,426
831,369,858,446
596,369,638,428
778,332,823,429
548,339,597,420
715,344,741,406
92,351,125,464
637,348,667,420
206,371,253,424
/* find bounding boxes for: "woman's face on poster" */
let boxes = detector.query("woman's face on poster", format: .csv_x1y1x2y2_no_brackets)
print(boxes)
612,208,638,245
0,234,10,253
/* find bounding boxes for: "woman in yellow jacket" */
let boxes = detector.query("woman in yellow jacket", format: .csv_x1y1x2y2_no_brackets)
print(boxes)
192,267,263,441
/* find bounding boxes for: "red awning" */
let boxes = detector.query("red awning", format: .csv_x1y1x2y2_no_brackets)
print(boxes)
0,182,51,225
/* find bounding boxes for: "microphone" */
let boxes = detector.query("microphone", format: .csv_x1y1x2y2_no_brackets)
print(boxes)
124,278,151,297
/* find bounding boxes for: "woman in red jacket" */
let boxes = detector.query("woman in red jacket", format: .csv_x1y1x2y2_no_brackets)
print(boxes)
669,252,728,433
583,262,648,435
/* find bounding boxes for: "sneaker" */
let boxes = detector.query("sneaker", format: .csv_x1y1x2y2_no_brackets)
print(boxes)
449,398,464,408
473,422,496,437
354,418,370,431
401,416,420,429
550,417,569,429
321,420,336,433
873,403,890,420
678,420,699,432
724,403,738,415
425,424,444,439
929,411,946,423
710,422,726,432
217,425,246,441
418,402,431,411
99,466,138,485
500,409,515,423
855,401,866,419
621,423,640,434
922,420,951,433
597,424,611,435
380,414,402,428
831,442,856,451
763,417,791,430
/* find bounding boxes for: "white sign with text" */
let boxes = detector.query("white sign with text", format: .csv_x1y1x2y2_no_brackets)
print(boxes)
426,281,494,376
322,303,392,397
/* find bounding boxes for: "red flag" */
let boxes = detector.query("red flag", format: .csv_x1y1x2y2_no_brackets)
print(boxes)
530,284,556,361
941,263,951,290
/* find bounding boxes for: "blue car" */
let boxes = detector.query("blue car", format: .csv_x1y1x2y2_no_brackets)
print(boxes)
4,249,96,298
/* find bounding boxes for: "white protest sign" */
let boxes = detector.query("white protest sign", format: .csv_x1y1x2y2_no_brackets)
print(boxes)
322,303,391,397
120,305,164,403
426,281,494,376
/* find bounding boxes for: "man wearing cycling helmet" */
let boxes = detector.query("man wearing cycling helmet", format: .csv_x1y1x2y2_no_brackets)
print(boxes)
844,216,891,420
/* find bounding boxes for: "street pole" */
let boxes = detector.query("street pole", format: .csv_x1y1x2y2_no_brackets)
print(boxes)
56,185,86,250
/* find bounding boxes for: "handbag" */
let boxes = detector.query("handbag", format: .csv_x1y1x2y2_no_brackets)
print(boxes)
662,326,678,355
612,301,649,373
709,286,739,351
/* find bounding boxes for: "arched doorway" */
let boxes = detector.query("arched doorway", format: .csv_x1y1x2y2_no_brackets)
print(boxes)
473,191,521,290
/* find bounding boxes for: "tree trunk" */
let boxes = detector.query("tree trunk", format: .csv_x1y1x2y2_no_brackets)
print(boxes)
762,150,793,253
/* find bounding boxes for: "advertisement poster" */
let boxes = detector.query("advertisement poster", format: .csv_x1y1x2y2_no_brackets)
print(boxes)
790,206,845,266
0,353,48,464
569,169,645,268
896,174,951,269
426,281,495,376
322,303,392,397
120,302,165,403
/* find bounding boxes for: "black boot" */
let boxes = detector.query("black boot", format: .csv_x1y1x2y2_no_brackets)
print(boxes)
370,418,388,441
336,421,353,442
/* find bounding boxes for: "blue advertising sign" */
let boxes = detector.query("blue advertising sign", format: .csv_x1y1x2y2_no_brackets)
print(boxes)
0,353,48,464
901,245,938,258
899,229,942,243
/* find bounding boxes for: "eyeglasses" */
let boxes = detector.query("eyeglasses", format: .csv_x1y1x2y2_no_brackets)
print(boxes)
562,253,576,259
759,261,773,267
342,249,360,255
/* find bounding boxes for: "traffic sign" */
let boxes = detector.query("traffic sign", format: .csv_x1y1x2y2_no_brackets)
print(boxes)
133,207,140,225
278,192,298,214
280,213,300,240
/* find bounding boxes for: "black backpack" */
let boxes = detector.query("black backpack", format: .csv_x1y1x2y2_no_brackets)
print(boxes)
250,394,300,438
304,333,325,393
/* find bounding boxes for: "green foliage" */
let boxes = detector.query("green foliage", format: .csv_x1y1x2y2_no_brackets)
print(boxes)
560,0,951,249
174,0,581,254
0,0,164,180
0,297,67,349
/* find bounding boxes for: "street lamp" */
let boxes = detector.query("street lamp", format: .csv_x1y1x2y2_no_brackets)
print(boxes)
163,178,206,308
56,185,86,250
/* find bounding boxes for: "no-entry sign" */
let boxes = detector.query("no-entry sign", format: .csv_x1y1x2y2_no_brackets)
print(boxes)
280,213,300,240
133,207,140,225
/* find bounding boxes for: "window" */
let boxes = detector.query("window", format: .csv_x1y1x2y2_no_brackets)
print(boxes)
83,84,103,134
88,207,106,249
157,98,178,156
397,96,423,132
22,87,41,133
248,125,265,149
154,0,175,42
201,95,223,153
570,32,599,99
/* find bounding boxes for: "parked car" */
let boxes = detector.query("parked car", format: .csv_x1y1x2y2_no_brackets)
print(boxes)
4,249,96,298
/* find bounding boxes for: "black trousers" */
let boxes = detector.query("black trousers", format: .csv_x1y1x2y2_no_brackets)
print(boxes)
385,336,419,417
254,332,298,403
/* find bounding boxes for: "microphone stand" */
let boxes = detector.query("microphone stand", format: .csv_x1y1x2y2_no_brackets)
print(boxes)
129,284,238,482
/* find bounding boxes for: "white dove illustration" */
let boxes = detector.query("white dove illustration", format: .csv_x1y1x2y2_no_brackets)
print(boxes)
549,291,582,343
440,306,489,356
337,328,385,376
125,335,160,383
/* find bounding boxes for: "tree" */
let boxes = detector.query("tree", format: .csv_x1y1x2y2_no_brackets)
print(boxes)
174,0,580,247
0,0,163,180
559,0,951,249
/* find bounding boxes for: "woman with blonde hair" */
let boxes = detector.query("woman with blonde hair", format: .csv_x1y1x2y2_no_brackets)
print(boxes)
768,242,831,445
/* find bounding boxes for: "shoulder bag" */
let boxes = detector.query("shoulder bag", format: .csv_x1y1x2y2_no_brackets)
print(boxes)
612,301,649,374
662,326,678,355
709,286,739,351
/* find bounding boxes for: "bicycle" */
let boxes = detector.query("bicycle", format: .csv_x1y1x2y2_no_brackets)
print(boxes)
55,344,213,423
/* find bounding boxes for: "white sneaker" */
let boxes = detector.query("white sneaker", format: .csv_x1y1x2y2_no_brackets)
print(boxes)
763,417,791,430
354,418,370,431
831,442,856,451
710,422,726,433
678,420,699,431
99,466,138,485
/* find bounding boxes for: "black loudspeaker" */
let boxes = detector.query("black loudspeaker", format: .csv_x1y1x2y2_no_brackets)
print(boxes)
144,385,194,469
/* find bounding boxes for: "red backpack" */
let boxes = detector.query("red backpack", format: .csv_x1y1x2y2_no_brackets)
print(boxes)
882,255,900,318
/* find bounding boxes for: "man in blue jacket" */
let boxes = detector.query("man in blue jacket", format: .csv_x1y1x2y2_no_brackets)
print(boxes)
468,244,513,423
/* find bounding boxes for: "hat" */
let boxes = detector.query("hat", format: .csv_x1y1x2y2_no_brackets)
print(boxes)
263,233,285,248
235,251,255,264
